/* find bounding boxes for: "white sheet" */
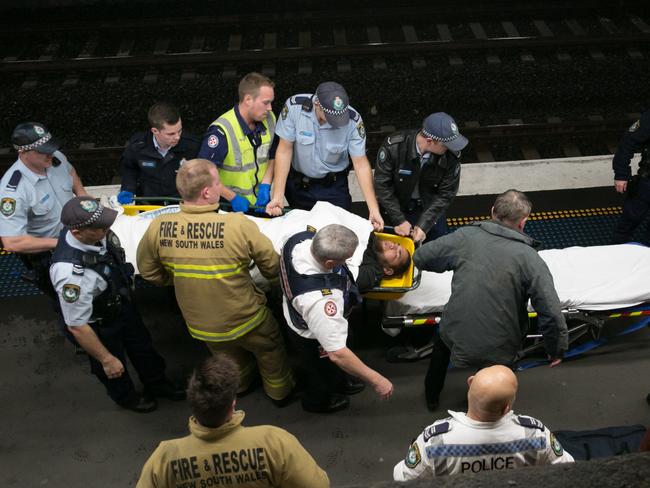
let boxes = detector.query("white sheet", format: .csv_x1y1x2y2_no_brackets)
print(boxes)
110,201,373,277
386,244,650,314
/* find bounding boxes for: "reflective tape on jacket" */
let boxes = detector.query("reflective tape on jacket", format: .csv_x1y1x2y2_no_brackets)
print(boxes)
161,260,248,280
212,109,276,204
186,306,268,342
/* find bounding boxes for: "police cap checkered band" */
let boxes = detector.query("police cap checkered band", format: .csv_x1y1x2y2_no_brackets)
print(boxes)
421,112,469,152
11,122,62,154
13,131,53,151
61,196,118,230
315,82,350,128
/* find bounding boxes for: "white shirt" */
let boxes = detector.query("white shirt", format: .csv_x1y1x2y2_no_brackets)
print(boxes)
282,240,348,351
393,410,574,480
50,231,108,326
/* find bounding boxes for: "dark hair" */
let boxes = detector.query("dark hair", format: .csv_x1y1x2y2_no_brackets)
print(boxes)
392,251,411,277
148,102,180,130
187,355,240,428
492,189,532,228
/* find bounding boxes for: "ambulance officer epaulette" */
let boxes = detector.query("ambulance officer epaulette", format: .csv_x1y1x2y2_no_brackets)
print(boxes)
5,170,22,192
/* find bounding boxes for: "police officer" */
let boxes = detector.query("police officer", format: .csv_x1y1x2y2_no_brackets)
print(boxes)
612,110,650,244
198,72,277,213
280,224,393,413
118,102,200,203
265,82,384,230
50,196,183,413
374,112,468,243
137,355,330,488
0,122,87,297
393,365,574,480
137,159,295,406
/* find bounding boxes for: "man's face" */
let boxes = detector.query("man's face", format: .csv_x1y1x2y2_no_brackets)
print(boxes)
375,239,409,276
74,226,110,244
244,85,274,122
424,138,449,155
152,120,183,149
20,150,54,172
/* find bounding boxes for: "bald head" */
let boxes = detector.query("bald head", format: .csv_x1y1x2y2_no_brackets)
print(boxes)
466,366,518,422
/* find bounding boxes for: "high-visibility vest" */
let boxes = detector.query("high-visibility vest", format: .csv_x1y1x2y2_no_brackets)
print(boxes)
212,108,276,204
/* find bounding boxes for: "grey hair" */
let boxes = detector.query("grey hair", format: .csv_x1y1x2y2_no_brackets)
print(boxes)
311,224,359,263
492,189,532,227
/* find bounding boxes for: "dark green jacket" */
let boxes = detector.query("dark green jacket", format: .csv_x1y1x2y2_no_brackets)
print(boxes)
413,220,568,367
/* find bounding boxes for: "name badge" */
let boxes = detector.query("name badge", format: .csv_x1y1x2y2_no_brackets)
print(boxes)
140,160,156,168
299,130,313,137
399,169,412,176
39,193,51,203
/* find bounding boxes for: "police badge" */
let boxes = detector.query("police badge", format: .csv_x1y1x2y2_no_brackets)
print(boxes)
281,104,289,120
405,442,421,468
80,200,98,213
1,197,16,217
357,122,366,139
62,284,81,303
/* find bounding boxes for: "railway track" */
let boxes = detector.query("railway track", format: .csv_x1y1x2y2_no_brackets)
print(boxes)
0,117,630,185
1,6,648,78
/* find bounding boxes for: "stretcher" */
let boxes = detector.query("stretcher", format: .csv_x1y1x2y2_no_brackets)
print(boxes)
379,242,650,363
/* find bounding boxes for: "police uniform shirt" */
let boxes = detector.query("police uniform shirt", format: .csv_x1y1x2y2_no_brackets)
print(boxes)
282,240,348,351
274,94,366,178
393,410,574,480
198,105,277,166
613,110,650,180
50,231,108,327
0,151,74,238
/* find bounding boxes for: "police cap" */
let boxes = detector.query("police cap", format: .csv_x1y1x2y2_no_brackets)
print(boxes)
11,122,62,154
422,113,468,152
61,197,118,230
315,82,350,128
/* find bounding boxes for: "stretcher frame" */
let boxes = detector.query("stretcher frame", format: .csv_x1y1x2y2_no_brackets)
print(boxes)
380,305,650,363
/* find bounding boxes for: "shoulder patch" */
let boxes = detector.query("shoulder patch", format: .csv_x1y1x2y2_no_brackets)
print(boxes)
62,284,81,303
281,104,289,120
550,433,564,456
377,148,387,163
516,415,545,431
324,300,337,316
108,232,121,248
387,134,405,145
5,170,22,192
321,288,332,296
423,421,451,442
357,121,366,139
1,197,16,217
405,442,421,469
629,120,640,132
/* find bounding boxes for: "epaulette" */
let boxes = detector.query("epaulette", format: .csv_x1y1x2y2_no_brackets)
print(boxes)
516,415,545,431
386,134,405,145
127,132,148,147
423,421,451,442
349,108,360,122
321,288,332,296
5,170,22,192
306,225,317,232
72,264,85,276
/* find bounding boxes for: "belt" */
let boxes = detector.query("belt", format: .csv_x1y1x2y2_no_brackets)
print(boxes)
291,168,348,187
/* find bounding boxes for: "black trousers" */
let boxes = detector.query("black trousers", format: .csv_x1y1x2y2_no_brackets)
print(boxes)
285,172,352,211
87,300,166,404
614,176,650,244
424,331,452,402
287,327,346,408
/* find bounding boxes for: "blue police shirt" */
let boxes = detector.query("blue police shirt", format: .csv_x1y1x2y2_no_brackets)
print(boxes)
198,105,278,166
0,151,75,238
274,94,367,178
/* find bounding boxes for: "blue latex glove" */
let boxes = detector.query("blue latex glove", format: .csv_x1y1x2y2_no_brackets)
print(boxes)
117,190,135,204
254,184,271,211
231,194,250,212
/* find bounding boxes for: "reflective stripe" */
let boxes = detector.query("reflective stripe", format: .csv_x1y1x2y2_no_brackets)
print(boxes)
186,307,268,342
216,117,242,164
161,260,247,280
224,184,255,196
261,369,294,390
265,111,276,137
